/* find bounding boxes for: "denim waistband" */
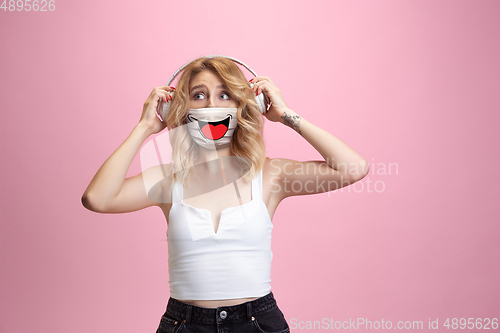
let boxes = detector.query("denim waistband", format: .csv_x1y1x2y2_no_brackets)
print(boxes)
163,292,277,325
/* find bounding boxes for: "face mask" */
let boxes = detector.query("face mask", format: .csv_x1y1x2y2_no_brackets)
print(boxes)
186,107,238,150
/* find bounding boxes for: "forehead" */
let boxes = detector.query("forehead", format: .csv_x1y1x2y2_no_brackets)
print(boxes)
190,70,223,89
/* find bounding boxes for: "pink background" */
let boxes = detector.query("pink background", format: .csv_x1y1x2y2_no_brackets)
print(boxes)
1,0,499,332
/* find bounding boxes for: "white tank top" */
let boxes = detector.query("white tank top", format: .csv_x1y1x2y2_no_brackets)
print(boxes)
167,169,273,300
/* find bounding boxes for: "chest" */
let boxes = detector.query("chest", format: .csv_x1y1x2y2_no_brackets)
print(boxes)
160,165,280,231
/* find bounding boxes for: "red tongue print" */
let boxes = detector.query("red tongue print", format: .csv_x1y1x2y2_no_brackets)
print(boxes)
201,124,227,140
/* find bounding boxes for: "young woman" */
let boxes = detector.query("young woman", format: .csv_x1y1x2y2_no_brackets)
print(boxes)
82,56,369,333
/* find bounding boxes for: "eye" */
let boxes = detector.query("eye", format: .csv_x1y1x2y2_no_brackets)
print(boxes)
220,92,231,100
193,92,205,100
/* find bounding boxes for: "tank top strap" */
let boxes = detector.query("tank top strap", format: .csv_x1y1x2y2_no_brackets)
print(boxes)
252,169,263,201
172,179,183,204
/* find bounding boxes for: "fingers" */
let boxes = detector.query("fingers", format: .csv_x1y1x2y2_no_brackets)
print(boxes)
250,79,269,96
154,91,170,103
255,82,266,96
249,76,276,96
250,76,275,86
149,86,175,103
157,85,176,92
163,86,175,102
159,91,173,102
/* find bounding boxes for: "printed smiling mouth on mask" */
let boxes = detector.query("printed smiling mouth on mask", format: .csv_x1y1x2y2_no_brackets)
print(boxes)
189,115,231,140
186,107,239,150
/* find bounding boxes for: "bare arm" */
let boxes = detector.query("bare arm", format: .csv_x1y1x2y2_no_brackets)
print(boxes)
251,76,369,200
82,123,155,212
82,85,174,213
269,109,370,200
281,109,369,179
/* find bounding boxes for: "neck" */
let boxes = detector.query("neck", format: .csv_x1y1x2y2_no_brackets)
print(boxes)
194,145,232,174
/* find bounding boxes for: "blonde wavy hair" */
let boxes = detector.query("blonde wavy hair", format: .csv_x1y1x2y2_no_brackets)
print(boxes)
164,56,267,190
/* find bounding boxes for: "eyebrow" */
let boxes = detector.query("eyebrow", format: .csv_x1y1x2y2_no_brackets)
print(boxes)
190,84,227,92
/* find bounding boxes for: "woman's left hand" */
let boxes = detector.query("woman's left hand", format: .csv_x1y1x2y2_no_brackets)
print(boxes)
250,76,291,123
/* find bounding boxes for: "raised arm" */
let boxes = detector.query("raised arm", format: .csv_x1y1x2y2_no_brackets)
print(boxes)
250,76,369,199
81,86,174,213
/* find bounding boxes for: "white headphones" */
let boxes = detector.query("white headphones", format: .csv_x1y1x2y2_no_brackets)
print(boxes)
157,55,272,122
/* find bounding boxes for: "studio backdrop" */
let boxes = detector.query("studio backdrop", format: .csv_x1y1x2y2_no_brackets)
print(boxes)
1,0,499,332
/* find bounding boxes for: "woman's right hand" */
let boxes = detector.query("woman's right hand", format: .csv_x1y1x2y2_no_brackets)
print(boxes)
139,85,175,135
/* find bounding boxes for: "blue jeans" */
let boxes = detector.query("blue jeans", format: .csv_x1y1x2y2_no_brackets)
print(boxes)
156,291,290,333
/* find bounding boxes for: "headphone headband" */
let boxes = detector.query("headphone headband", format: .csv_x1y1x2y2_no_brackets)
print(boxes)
166,54,259,86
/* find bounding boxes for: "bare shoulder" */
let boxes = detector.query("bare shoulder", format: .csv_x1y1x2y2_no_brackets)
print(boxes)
141,162,174,206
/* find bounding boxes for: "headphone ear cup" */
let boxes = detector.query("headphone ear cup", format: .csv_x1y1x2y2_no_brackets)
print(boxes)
157,91,175,122
249,82,267,113
261,91,271,112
